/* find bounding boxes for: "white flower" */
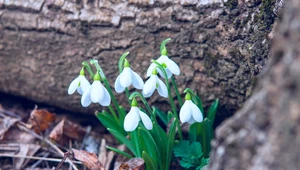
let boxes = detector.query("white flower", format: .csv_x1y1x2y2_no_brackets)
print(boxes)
124,106,153,132
114,59,144,93
146,55,180,79
142,70,168,98
179,100,203,124
81,73,111,107
68,69,90,95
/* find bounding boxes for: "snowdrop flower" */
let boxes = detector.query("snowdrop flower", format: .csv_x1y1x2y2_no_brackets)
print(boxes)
115,59,144,93
146,47,180,79
81,72,111,107
142,69,168,98
179,92,203,124
124,98,153,132
68,68,90,95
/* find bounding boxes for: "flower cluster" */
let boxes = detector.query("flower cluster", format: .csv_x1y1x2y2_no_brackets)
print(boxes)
67,42,203,133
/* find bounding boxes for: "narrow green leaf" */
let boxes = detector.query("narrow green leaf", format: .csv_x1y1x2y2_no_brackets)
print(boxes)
153,107,168,126
207,99,219,125
130,129,141,157
118,106,126,126
106,146,132,159
150,121,167,170
138,127,160,167
189,122,203,143
166,118,177,170
142,151,157,170
202,118,212,158
107,128,136,156
96,112,125,135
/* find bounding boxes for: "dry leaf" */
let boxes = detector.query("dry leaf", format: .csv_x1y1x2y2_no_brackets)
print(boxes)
0,117,20,140
72,148,105,170
49,119,86,142
3,143,41,169
118,158,144,170
29,107,56,133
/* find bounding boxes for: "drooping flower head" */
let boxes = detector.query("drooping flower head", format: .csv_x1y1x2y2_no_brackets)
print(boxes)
81,72,111,107
115,59,144,93
179,92,203,124
146,47,180,79
124,98,153,132
142,68,168,98
68,68,90,95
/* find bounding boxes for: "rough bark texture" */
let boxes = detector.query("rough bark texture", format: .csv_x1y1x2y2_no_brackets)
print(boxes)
0,0,279,116
208,0,300,169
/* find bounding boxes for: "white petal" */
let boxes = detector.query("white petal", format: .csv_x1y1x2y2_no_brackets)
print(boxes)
124,107,140,132
91,81,104,103
188,118,196,124
157,68,173,79
120,68,132,87
114,74,126,93
68,76,80,95
79,76,90,93
142,75,157,98
131,70,144,89
157,55,167,63
157,78,168,98
77,87,84,95
98,85,111,106
190,101,203,122
146,63,156,77
139,110,153,130
81,87,92,107
179,101,192,123
165,58,180,75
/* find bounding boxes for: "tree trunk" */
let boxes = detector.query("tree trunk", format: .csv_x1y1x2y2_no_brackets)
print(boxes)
0,0,279,116
208,0,300,169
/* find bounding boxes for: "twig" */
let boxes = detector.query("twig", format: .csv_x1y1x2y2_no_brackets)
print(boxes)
0,153,82,164
16,123,79,170
31,152,50,168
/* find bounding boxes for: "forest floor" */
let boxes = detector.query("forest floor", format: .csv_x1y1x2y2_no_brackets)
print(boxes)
0,92,144,170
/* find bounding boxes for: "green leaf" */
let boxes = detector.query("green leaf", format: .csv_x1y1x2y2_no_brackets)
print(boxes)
130,129,141,157
142,151,157,170
173,140,190,158
189,122,204,143
106,146,132,158
179,159,193,169
189,142,203,159
153,107,168,126
96,111,125,135
138,127,160,167
107,128,137,156
118,106,126,127
160,38,171,54
202,118,212,158
207,99,219,125
166,118,177,170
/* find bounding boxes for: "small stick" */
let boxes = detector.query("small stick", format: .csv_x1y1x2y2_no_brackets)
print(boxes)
0,153,82,164
16,123,79,170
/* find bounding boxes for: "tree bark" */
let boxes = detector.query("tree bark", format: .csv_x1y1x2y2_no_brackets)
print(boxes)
208,0,300,169
0,0,279,116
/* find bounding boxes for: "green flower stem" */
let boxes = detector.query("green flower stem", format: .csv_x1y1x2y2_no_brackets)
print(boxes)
118,52,131,105
151,60,183,140
125,88,131,105
171,76,183,107
108,105,119,122
82,61,94,79
90,59,120,121
129,92,153,116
